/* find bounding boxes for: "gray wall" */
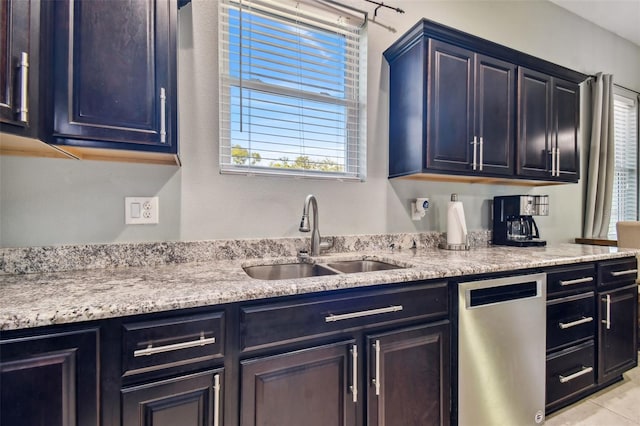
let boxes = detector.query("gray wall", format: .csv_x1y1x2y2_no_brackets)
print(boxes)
1,0,639,248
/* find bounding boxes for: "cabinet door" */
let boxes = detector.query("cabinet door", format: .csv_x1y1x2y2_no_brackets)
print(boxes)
0,328,99,426
475,54,515,176
553,78,580,181
598,284,638,384
0,0,39,135
517,67,552,178
240,340,357,426
122,370,223,426
367,321,450,426
50,0,176,152
427,40,474,172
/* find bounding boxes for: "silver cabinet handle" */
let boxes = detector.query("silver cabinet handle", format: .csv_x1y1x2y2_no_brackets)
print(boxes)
559,316,593,329
550,148,556,176
602,294,611,330
133,333,215,357
372,340,381,396
559,366,593,383
160,87,167,143
556,148,560,176
479,136,484,171
559,277,594,286
350,344,358,403
18,52,29,122
610,269,638,277
471,137,477,171
213,373,221,426
325,305,403,322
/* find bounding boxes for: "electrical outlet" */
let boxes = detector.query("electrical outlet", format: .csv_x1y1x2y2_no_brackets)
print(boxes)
125,197,159,224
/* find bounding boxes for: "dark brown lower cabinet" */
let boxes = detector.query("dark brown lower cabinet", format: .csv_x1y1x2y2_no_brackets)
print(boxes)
0,328,99,426
546,340,595,410
598,284,638,384
121,369,223,426
240,340,358,426
367,321,450,426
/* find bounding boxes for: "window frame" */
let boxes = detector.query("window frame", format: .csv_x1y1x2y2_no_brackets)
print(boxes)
218,0,367,181
608,85,640,239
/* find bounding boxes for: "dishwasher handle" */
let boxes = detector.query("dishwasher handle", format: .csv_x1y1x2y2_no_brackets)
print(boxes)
467,281,540,308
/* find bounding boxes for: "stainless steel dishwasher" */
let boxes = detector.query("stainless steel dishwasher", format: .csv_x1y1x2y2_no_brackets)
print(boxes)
458,273,546,426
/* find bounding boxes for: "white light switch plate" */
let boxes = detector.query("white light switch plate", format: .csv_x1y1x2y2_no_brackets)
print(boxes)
125,197,159,224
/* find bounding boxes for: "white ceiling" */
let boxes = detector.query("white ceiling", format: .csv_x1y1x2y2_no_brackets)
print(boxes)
549,0,640,46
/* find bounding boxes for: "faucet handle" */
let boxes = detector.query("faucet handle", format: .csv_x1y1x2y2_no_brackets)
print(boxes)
319,237,334,253
298,249,310,260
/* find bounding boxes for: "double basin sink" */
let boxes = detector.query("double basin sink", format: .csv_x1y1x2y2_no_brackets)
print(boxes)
244,259,405,280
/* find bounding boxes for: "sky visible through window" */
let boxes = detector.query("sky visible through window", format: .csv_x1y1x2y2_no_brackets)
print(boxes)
227,7,352,172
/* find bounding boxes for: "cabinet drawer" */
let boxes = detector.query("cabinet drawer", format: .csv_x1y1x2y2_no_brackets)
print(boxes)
547,292,595,351
547,264,595,296
122,312,224,376
599,257,638,289
546,340,595,408
240,282,448,351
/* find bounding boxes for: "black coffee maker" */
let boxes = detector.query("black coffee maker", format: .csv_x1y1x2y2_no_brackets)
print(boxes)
492,195,548,247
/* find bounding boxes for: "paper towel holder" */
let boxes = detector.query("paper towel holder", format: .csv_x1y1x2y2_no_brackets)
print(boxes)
439,239,470,251
439,193,470,250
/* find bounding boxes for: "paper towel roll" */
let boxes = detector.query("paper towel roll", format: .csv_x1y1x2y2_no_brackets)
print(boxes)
447,199,468,246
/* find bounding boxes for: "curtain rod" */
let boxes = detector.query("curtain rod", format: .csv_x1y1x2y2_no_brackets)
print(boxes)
587,74,639,95
314,0,369,26
313,0,368,20
363,0,405,17
615,83,640,95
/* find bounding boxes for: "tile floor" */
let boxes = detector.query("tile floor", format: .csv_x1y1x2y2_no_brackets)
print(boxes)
545,357,640,425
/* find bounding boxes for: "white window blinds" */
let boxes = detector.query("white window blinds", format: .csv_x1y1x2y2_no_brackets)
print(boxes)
608,89,639,239
218,0,367,180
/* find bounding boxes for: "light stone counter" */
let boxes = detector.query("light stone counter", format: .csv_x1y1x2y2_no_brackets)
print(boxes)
1,242,638,331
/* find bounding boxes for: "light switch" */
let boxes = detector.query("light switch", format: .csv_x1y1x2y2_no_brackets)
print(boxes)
130,202,141,218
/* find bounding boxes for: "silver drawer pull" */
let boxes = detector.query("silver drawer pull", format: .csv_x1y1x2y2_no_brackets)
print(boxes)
134,332,215,357
350,344,358,403
471,137,477,171
559,277,593,286
602,294,611,330
559,316,593,329
559,366,593,383
610,269,638,277
213,373,221,426
160,87,167,143
325,305,403,322
18,52,29,122
479,137,484,171
372,340,381,396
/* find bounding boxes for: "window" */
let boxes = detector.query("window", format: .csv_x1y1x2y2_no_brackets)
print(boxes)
608,87,639,238
218,0,367,180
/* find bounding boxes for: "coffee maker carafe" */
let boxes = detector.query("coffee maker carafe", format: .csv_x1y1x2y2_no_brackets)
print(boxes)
492,195,548,247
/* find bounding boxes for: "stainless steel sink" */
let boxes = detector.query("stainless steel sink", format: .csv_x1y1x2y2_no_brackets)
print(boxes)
326,260,403,273
243,263,337,280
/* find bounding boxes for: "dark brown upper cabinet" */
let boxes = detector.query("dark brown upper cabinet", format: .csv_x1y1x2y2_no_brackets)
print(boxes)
0,0,39,135
0,0,71,158
0,0,74,159
384,19,586,185
517,68,579,182
553,78,580,181
43,0,178,164
426,40,514,176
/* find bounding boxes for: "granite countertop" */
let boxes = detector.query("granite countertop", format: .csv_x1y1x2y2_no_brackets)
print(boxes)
1,243,638,331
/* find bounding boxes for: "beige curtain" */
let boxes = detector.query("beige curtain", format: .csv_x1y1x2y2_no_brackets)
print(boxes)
583,73,615,238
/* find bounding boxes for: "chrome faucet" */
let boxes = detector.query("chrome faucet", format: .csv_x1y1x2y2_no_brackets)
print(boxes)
299,194,332,256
